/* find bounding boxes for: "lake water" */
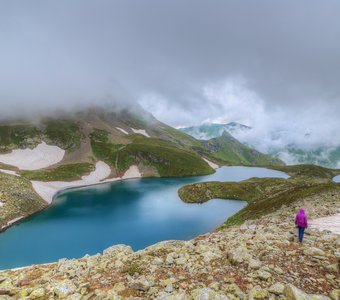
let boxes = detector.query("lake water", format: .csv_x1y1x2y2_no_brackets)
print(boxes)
333,175,340,183
0,166,288,269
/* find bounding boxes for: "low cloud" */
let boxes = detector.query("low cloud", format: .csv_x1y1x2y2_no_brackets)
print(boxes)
1,1,340,150
141,78,340,151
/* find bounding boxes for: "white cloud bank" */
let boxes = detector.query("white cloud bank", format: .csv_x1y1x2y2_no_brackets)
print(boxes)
140,78,340,152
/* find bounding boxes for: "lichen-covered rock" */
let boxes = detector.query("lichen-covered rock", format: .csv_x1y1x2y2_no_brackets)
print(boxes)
29,287,45,299
191,288,228,299
325,263,339,274
112,282,126,293
0,295,14,300
103,244,133,256
308,295,331,300
329,289,340,300
228,246,251,265
129,278,150,292
53,280,77,299
248,286,269,299
268,283,284,295
156,291,188,300
248,259,261,270
256,268,272,281
284,284,309,300
66,293,83,300
0,279,15,296
304,247,326,257
105,289,121,299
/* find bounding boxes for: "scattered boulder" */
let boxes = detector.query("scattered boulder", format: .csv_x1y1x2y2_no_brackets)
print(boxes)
329,290,340,300
156,291,188,300
29,287,46,299
103,244,133,256
248,286,269,299
53,280,77,299
304,247,326,257
268,283,285,295
228,246,251,265
248,258,261,270
308,295,331,300
256,268,272,281
284,284,309,300
191,288,228,299
129,276,151,292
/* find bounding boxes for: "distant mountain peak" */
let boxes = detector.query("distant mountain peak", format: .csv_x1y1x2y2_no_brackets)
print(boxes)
179,121,251,141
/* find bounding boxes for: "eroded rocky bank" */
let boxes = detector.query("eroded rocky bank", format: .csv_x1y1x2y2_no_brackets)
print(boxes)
0,187,339,299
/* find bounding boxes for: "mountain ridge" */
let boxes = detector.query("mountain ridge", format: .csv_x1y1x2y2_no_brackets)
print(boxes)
180,122,340,168
0,105,283,232
0,106,282,180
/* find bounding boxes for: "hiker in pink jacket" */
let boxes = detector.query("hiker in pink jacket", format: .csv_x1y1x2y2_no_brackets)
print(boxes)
295,208,308,242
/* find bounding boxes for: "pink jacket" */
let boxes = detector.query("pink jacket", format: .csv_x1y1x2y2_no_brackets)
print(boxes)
295,208,308,228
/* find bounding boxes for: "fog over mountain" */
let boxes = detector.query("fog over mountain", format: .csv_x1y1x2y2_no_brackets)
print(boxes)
1,0,340,150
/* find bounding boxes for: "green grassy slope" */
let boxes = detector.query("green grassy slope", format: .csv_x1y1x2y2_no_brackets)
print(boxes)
203,131,284,166
0,124,40,153
21,163,95,181
0,107,283,180
42,119,82,151
90,129,214,177
0,172,47,229
118,136,214,177
178,164,338,228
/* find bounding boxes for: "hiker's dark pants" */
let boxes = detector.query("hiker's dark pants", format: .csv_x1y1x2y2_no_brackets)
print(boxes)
298,226,305,242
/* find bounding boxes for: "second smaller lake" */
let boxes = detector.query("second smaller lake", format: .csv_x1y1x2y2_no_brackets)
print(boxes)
333,175,340,183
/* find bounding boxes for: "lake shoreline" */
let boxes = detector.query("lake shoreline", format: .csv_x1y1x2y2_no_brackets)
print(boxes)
0,165,288,237
1,166,288,269
1,184,339,299
0,174,144,235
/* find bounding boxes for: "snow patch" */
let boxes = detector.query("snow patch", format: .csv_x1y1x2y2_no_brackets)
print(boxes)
1,216,25,230
81,161,111,184
0,142,65,170
121,165,142,179
7,216,24,226
309,214,340,235
116,127,129,135
32,162,142,204
131,128,150,138
0,169,19,177
202,158,219,169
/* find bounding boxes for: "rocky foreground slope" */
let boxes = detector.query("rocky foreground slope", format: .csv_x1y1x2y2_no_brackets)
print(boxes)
0,186,339,299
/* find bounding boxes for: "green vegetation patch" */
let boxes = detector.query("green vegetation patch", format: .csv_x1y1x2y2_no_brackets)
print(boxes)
21,163,95,181
0,124,40,152
117,136,214,176
0,162,18,171
178,164,339,228
122,262,143,276
43,119,82,151
90,129,124,167
202,132,284,166
272,164,338,179
0,172,47,229
90,129,214,177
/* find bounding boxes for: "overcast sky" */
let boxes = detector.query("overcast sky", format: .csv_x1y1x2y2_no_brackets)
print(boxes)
1,0,340,148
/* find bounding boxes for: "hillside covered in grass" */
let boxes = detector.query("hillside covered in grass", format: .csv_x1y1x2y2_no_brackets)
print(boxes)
0,106,283,181
178,164,340,228
202,131,283,166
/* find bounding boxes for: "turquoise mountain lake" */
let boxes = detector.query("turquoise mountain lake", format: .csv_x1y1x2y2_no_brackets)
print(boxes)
0,166,288,269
